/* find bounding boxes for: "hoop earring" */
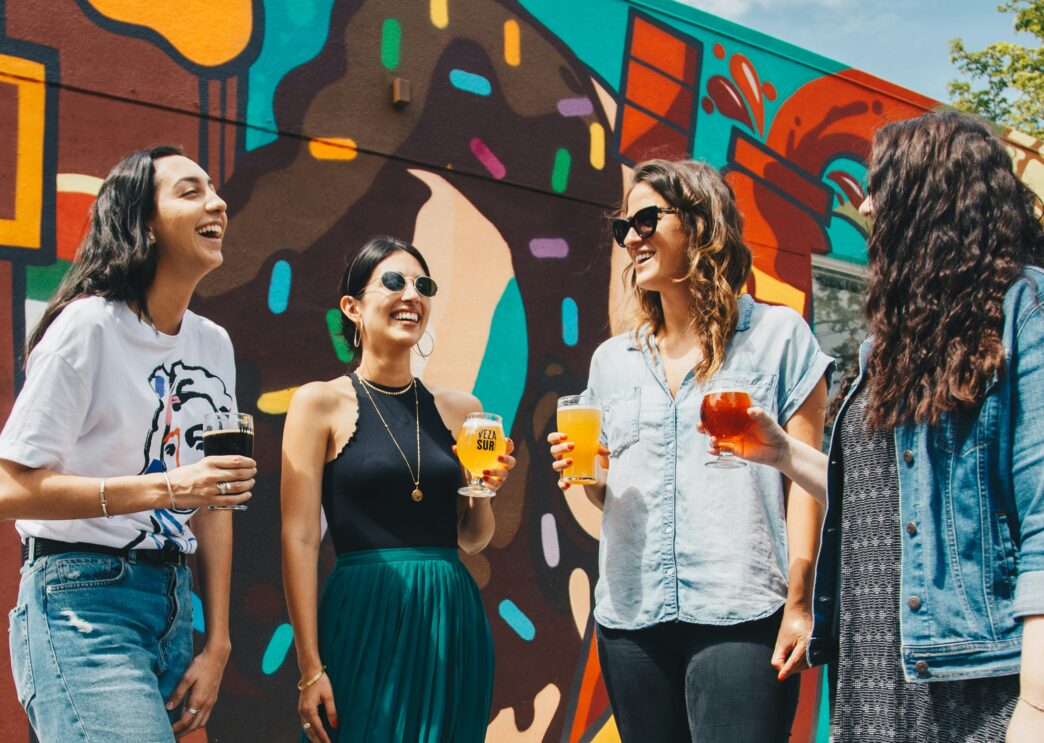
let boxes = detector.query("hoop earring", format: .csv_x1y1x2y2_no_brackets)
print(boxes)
413,330,434,359
353,324,361,348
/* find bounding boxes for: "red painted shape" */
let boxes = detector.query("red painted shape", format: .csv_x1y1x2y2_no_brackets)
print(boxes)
630,17,699,83
619,105,689,163
57,191,95,262
626,60,693,128
567,631,612,742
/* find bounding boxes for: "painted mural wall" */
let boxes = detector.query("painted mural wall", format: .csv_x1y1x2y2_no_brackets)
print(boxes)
1,1,1042,741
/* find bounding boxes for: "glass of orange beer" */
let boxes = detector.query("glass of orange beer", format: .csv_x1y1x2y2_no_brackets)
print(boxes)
700,388,753,469
456,412,506,496
557,394,601,485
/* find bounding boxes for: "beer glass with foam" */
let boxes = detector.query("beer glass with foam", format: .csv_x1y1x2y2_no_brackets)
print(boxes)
202,411,254,509
557,394,601,485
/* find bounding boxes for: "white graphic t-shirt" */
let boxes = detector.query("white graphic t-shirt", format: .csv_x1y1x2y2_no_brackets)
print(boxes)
0,296,237,553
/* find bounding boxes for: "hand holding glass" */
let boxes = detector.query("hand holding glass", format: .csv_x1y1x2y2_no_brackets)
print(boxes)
202,411,254,510
557,394,601,485
700,389,752,469
456,412,506,497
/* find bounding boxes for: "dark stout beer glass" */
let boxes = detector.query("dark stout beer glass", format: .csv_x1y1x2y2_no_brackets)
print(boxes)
202,411,254,510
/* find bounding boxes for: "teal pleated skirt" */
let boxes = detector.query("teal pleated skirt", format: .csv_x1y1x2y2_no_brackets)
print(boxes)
310,547,494,743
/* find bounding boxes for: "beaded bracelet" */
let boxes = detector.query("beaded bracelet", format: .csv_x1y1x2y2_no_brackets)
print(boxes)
297,666,327,691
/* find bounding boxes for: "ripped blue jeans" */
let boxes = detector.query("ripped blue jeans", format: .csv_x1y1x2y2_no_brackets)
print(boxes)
8,553,192,742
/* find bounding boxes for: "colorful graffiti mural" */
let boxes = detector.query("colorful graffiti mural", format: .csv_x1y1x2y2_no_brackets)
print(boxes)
2,1,1042,741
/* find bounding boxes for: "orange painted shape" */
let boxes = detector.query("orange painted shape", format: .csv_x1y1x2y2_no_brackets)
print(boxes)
85,0,253,68
568,631,613,742
630,17,698,83
0,55,46,250
308,138,359,160
619,105,688,163
731,134,832,217
56,192,95,261
626,60,692,128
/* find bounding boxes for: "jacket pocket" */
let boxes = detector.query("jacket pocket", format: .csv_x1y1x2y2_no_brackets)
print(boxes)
8,603,35,708
604,388,641,458
993,512,1019,592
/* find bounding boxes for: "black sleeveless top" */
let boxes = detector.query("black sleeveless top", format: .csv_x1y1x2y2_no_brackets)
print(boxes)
321,373,463,553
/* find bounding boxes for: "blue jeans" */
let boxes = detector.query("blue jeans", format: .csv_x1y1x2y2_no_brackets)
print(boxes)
8,552,193,742
596,610,800,743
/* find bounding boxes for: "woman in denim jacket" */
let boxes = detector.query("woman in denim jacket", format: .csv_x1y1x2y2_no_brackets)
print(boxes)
705,112,1044,741
548,159,833,742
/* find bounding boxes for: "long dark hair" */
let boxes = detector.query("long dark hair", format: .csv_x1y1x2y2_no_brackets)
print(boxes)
26,145,185,359
337,235,432,367
863,112,1044,428
622,159,751,383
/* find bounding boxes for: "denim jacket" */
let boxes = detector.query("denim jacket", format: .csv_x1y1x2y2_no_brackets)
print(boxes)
808,267,1044,681
587,294,834,630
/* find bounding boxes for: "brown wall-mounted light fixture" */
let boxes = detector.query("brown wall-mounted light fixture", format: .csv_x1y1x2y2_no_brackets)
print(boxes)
391,78,411,108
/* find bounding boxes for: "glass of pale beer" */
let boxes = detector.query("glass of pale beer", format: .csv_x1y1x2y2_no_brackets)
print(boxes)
456,412,506,497
202,411,254,510
699,389,753,469
557,394,601,485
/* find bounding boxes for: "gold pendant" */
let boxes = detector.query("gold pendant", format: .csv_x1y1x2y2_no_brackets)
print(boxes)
411,488,423,502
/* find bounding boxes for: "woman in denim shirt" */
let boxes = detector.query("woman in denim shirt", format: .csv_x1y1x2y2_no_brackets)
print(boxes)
706,112,1044,741
549,159,833,742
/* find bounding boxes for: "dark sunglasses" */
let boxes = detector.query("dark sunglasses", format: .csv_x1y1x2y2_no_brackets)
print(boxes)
610,205,678,248
377,270,438,297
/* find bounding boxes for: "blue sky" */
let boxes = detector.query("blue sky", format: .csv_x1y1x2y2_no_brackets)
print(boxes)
678,0,1028,102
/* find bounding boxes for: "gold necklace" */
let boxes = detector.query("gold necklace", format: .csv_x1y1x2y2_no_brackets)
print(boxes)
356,375,423,502
357,375,415,396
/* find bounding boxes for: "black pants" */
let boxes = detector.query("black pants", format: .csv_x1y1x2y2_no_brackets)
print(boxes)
595,610,800,743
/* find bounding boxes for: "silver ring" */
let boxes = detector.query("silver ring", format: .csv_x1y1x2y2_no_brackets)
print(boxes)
217,482,228,494
186,707,199,716
302,722,312,730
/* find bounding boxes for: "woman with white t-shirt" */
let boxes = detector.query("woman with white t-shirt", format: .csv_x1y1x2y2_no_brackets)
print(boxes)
0,146,254,742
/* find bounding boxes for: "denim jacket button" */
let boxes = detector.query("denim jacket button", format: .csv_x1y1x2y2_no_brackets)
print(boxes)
906,521,917,536
902,450,914,464
915,660,929,676
907,595,922,611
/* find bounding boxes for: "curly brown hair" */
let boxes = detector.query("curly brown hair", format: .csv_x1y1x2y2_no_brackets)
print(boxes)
863,111,1044,428
622,160,752,383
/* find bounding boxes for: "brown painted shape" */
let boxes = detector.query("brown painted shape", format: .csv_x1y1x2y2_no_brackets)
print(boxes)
0,83,19,221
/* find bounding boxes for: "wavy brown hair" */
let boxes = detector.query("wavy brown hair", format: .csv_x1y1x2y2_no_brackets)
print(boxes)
622,159,751,382
863,111,1044,428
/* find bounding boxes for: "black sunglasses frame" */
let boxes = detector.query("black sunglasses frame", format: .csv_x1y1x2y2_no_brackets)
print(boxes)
378,270,438,297
610,205,678,248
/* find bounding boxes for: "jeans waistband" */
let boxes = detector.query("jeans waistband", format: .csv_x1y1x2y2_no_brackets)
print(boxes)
21,537,188,567
334,547,459,568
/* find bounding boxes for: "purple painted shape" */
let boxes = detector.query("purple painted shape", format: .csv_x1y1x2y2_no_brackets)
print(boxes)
557,97,594,117
469,137,506,179
529,238,569,258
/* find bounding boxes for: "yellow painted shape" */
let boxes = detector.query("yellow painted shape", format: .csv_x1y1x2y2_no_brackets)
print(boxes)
487,683,561,741
257,387,299,415
308,138,358,161
751,265,805,314
406,169,514,393
563,483,602,540
568,568,591,638
589,123,605,170
56,173,103,195
503,20,521,66
589,714,622,743
85,0,253,68
430,0,449,28
0,55,46,249
592,78,618,133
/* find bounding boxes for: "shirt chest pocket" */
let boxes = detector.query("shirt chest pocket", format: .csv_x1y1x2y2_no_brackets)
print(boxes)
603,388,641,459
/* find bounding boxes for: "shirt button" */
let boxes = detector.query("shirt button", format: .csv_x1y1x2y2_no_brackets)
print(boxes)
666,567,675,576
907,595,922,611
915,660,929,676
664,525,673,535
906,522,917,536
903,450,914,464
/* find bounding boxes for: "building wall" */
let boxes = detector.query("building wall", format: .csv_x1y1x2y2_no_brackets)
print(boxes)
1,1,1041,741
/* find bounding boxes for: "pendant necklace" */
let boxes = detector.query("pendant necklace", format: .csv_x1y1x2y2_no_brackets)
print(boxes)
357,374,423,502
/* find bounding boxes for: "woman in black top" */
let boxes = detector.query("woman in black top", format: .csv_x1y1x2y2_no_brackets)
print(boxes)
280,236,514,743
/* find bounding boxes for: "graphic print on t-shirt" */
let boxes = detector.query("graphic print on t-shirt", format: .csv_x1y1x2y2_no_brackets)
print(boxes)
127,360,234,551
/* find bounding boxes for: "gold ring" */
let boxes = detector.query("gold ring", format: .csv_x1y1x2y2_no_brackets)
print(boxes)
186,707,199,716
302,722,312,730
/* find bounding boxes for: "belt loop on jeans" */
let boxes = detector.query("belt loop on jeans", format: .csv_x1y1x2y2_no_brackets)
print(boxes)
25,536,37,564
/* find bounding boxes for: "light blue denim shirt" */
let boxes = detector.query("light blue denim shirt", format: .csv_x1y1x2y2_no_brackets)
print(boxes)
588,294,835,630
810,267,1044,681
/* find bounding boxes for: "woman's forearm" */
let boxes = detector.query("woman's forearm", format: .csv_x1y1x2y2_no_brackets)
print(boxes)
192,508,234,657
457,497,495,553
283,537,324,676
1021,615,1044,707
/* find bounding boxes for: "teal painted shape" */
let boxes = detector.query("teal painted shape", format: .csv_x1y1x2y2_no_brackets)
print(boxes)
815,666,831,741
471,278,527,437
191,592,205,633
246,0,336,151
381,18,401,70
561,297,578,347
325,309,354,364
498,599,535,641
449,69,492,96
262,623,295,675
268,259,292,314
25,261,71,302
